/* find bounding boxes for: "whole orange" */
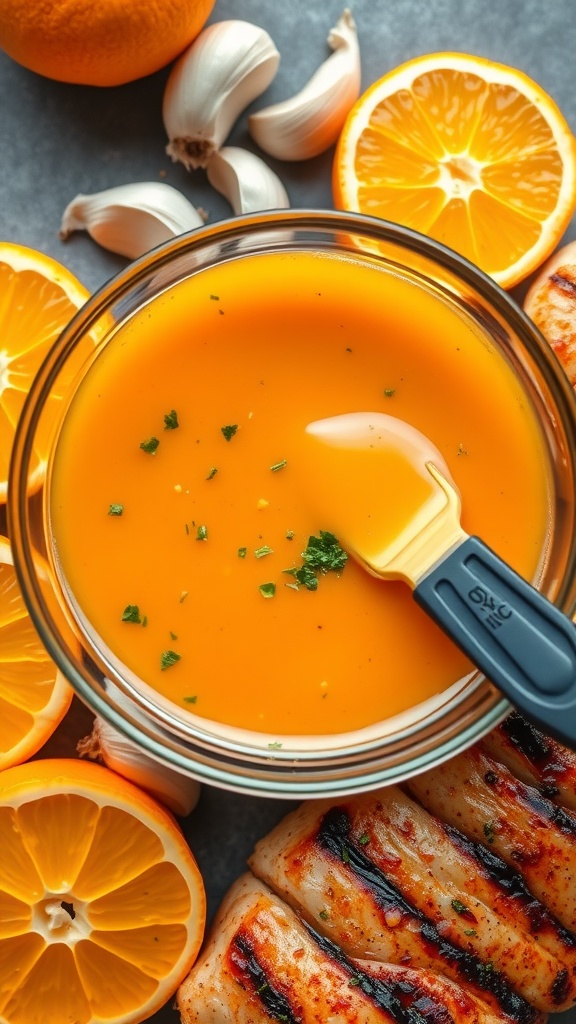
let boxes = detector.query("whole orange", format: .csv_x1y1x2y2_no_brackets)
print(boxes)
0,0,215,86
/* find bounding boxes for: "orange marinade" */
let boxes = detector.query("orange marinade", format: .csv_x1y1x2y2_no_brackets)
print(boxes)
49,251,550,736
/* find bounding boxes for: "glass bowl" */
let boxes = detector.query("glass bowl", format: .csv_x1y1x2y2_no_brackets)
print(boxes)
8,210,576,797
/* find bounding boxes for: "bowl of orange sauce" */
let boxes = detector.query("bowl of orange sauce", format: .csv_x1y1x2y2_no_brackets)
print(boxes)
8,210,576,796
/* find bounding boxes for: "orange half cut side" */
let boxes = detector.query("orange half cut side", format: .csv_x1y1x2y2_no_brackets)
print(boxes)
333,52,576,288
0,757,206,1024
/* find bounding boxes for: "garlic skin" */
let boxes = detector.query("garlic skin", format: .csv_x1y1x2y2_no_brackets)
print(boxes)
78,716,201,817
163,21,280,171
206,146,289,215
60,181,205,260
248,9,360,161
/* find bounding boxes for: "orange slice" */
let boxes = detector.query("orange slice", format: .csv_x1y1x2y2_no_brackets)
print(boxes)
0,242,90,501
0,535,72,768
333,52,576,289
0,757,206,1024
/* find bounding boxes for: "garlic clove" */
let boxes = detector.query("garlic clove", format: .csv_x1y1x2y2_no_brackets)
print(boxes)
163,20,280,171
60,181,205,260
248,9,361,162
206,146,289,215
78,716,201,817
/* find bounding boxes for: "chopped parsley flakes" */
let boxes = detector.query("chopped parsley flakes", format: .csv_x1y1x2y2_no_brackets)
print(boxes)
160,650,181,671
451,898,469,915
283,532,348,591
164,409,179,430
108,503,124,516
183,695,197,704
196,524,208,541
254,545,273,559
259,582,276,599
221,424,238,442
283,564,318,591
140,436,159,455
121,604,142,624
270,459,287,472
206,466,218,480
303,531,348,572
483,821,496,844
238,547,247,558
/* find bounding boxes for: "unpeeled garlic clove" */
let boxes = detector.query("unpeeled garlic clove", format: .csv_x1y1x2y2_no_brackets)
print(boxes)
77,715,201,817
60,181,205,259
248,9,361,161
163,20,280,171
206,146,289,215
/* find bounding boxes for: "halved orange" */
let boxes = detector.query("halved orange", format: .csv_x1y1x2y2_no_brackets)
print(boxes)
0,535,72,768
333,53,576,289
0,757,206,1024
0,242,90,502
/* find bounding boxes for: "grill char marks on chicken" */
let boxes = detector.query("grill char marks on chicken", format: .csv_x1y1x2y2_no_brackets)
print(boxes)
178,873,527,1024
249,786,575,1015
406,742,576,935
483,712,576,812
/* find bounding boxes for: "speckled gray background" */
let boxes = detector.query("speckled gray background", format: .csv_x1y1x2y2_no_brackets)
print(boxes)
1,1,576,1020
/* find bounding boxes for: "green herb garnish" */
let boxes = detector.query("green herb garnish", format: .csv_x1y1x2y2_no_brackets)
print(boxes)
319,910,329,921
483,821,496,844
122,604,142,624
238,547,247,558
196,524,208,541
270,459,287,472
341,847,350,864
254,545,273,559
206,466,218,480
285,529,294,540
302,531,348,573
464,929,478,937
283,564,318,591
160,650,181,671
141,616,148,627
140,436,159,455
221,424,238,441
358,833,370,846
169,631,178,641
108,503,124,516
268,741,282,749
183,695,197,704
259,582,276,599
384,388,396,398
451,898,469,915
164,409,179,430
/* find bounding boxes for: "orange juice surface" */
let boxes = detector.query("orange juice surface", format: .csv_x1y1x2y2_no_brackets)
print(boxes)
50,251,550,736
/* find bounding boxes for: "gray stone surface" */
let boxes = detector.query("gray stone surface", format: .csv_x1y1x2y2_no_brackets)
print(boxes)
1,1,576,1020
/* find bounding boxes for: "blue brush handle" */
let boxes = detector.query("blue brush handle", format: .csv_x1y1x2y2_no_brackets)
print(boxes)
414,536,576,749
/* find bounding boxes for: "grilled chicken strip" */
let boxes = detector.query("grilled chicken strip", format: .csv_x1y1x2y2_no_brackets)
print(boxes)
250,787,574,1015
406,742,576,934
483,713,576,813
178,872,517,1024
